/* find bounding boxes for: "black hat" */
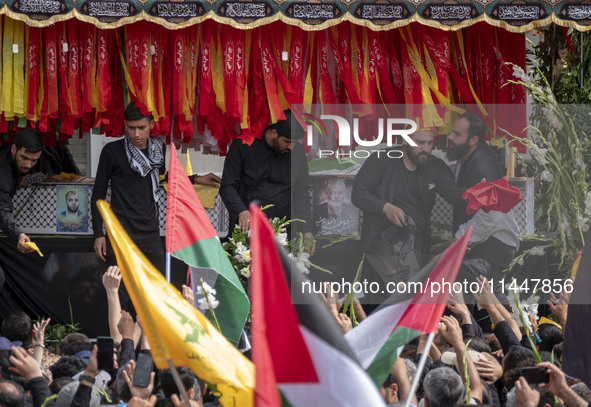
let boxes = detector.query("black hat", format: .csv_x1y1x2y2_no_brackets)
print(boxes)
269,110,304,141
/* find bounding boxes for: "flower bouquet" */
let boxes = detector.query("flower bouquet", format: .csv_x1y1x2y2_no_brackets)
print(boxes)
223,212,329,293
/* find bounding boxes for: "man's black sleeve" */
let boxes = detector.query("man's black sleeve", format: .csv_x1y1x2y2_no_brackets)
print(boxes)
433,160,467,206
462,314,484,340
291,144,312,232
26,377,52,407
91,147,113,239
351,153,388,214
0,174,21,240
493,320,522,355
219,141,248,217
70,383,92,407
117,338,136,368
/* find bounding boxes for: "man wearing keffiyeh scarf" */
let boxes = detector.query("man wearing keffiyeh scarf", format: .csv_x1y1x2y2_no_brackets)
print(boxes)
90,102,221,274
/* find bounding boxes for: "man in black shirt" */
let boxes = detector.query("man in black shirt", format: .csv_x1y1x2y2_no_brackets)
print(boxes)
352,129,465,283
447,112,519,282
220,110,312,239
0,128,44,254
91,102,220,270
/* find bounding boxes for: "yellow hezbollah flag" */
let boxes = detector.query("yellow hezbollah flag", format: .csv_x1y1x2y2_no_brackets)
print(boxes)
96,200,254,407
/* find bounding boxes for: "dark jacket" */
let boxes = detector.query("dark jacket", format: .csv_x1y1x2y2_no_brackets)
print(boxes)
352,148,466,253
220,137,311,232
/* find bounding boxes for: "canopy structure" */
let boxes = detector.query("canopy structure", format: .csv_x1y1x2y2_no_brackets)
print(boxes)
0,17,528,151
5,0,591,32
0,1,576,149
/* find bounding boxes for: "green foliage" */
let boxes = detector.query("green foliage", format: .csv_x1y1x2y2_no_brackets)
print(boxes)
35,320,80,354
531,27,591,104
35,299,80,354
503,48,590,272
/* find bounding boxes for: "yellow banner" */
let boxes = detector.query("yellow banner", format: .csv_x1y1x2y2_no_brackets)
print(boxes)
96,200,254,407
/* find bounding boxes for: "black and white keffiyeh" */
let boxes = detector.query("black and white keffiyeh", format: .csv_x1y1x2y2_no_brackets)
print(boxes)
124,135,164,203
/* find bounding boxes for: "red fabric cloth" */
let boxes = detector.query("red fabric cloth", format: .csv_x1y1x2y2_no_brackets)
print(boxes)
462,176,523,214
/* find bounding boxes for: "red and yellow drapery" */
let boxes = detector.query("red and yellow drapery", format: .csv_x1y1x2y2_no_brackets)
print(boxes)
0,16,527,153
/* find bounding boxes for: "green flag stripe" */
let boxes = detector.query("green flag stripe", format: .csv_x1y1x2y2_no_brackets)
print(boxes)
174,237,249,346
366,326,422,387
174,237,243,290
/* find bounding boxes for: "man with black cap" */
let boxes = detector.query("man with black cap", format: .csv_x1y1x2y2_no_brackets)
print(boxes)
91,102,221,270
220,110,312,238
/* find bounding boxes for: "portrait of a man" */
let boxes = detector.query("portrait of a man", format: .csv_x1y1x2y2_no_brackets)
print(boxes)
56,186,89,233
313,178,359,236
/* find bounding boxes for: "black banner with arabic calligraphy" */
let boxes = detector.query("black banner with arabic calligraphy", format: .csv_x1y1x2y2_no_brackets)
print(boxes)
1,0,591,30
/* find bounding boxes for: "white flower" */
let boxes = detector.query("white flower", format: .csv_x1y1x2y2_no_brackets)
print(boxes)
517,257,524,266
579,215,589,232
542,107,563,131
508,290,539,330
540,170,553,183
208,297,219,309
297,252,311,274
196,279,219,311
197,296,219,311
240,267,251,278
560,214,573,236
196,281,216,297
529,246,545,256
276,232,288,247
529,145,549,166
197,298,209,311
585,192,591,216
234,242,251,263
512,65,532,85
196,279,219,310
289,252,311,274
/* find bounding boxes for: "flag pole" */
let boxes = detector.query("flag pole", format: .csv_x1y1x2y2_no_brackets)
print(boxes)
166,252,171,283
405,331,435,407
167,359,193,407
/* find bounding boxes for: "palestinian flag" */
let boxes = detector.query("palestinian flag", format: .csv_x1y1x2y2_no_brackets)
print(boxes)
166,143,249,346
249,204,386,407
346,227,472,386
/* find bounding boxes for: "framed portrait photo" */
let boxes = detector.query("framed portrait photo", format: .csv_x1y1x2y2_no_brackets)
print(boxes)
56,185,90,233
312,177,360,236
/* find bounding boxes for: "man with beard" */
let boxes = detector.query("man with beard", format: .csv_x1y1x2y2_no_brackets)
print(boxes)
57,190,89,232
352,129,466,284
0,128,44,254
446,112,519,279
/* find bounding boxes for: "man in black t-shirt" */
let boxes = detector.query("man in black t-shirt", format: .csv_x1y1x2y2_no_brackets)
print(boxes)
91,102,220,271
220,109,312,239
352,129,466,284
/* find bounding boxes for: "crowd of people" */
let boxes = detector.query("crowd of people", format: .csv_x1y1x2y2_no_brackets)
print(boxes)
0,104,587,407
0,265,583,407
